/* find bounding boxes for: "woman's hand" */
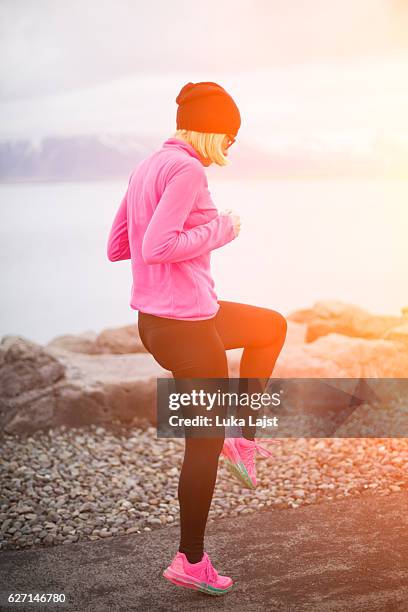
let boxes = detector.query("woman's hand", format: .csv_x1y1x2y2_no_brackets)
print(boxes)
220,208,241,237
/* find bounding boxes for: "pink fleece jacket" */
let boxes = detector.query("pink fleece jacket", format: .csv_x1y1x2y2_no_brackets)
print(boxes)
106,137,236,320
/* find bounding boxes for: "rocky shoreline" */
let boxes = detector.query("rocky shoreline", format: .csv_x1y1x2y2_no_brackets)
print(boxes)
1,299,407,552
1,300,408,435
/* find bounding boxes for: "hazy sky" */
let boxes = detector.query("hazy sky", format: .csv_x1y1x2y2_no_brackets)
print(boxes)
1,0,408,156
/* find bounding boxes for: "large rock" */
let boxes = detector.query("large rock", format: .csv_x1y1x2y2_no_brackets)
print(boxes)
46,324,147,355
288,300,405,343
383,321,408,349
274,332,408,377
45,331,99,354
0,336,65,398
228,323,408,380
0,336,168,435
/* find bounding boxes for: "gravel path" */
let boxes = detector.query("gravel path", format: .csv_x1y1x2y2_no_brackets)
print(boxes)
1,424,407,552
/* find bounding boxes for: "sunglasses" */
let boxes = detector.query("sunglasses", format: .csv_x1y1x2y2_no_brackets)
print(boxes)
225,135,236,149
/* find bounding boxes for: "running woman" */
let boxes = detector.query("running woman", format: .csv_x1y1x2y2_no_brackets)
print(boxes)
107,81,287,596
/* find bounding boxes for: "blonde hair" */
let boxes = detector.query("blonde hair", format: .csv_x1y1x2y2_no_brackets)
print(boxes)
173,129,230,166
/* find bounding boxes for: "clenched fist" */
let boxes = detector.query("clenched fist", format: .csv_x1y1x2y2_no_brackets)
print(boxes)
220,208,242,237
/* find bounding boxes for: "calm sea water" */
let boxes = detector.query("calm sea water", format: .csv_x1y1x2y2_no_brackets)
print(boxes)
0,179,406,345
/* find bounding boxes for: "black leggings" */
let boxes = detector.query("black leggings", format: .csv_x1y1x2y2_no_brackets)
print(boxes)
137,300,287,563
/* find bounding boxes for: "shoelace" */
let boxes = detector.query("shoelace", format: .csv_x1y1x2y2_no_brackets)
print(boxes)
241,440,274,458
253,441,275,458
204,556,218,584
240,440,274,475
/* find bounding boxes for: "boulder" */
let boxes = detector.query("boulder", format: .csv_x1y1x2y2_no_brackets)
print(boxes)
0,336,168,435
274,332,408,377
0,335,65,398
45,331,99,354
94,324,147,354
46,324,147,355
288,300,404,343
383,322,408,349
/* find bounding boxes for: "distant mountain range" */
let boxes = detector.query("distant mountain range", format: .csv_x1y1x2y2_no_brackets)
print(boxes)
0,134,405,181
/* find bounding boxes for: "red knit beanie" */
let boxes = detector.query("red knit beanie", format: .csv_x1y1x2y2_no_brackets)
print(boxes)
176,81,241,136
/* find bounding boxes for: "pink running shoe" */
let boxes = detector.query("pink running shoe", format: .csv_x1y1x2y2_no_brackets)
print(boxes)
163,551,233,596
222,437,275,489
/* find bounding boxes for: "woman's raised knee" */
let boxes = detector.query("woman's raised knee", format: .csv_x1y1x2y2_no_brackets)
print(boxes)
265,310,287,346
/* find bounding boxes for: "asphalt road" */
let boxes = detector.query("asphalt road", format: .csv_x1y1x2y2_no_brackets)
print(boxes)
1,491,408,612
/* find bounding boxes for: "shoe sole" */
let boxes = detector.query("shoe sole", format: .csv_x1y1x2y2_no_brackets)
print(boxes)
223,456,256,489
163,568,233,596
222,453,256,489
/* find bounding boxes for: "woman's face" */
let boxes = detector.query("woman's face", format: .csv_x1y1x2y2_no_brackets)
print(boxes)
222,134,235,155
200,135,236,166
